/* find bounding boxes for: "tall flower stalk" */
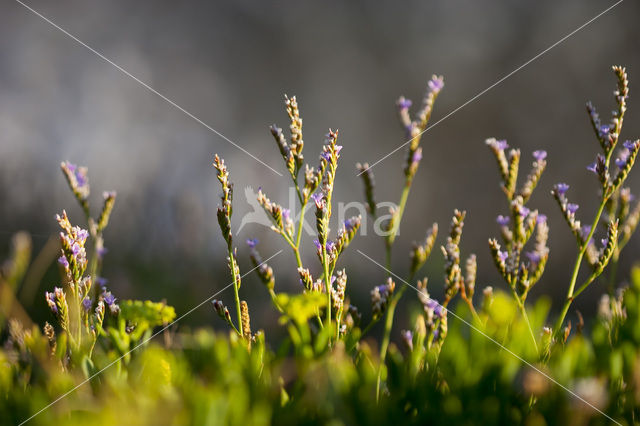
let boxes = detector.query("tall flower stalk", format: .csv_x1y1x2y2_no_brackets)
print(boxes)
357,75,443,400
251,97,360,342
485,139,549,352
553,66,639,341
212,155,248,339
60,162,116,300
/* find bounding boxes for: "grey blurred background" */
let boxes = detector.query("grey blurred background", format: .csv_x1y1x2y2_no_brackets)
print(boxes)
1,0,640,335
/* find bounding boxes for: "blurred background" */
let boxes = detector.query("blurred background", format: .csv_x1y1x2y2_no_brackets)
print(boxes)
1,0,640,340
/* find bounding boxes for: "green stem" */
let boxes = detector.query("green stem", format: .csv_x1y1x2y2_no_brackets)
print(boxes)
554,197,607,339
518,302,538,353
323,250,332,333
229,247,243,337
376,285,408,401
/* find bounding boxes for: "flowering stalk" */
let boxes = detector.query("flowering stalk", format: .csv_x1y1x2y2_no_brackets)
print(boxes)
213,154,244,338
60,162,116,300
259,97,359,339
553,66,639,341
357,77,443,399
46,211,112,363
486,139,549,351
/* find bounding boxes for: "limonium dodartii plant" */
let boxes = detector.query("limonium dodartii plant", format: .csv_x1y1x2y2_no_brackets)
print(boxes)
212,96,361,344
552,66,640,342
356,75,443,399
211,155,253,342
485,139,549,351
60,162,116,297
45,163,120,366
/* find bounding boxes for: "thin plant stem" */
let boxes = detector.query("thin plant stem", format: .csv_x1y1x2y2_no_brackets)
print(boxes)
554,196,607,339
228,247,243,337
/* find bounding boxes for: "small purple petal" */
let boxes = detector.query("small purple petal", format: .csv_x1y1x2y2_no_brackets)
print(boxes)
335,145,343,155
498,250,508,262
96,246,108,258
411,150,422,164
555,183,570,196
623,140,636,150
96,277,108,289
533,150,547,161
525,251,541,264
495,140,509,150
58,256,69,268
246,238,259,249
82,297,92,312
397,97,412,110
428,76,444,92
567,203,579,214
103,292,116,306
586,162,598,173
313,239,322,251
537,214,547,224
282,208,291,222
519,207,531,217
496,215,510,226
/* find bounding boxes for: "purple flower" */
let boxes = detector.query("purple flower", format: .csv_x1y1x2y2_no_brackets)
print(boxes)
581,225,592,239
397,97,412,110
330,275,337,286
525,251,541,264
335,145,343,156
598,125,610,139
58,256,69,268
586,161,598,174
45,292,57,314
103,292,116,306
495,140,509,150
615,152,629,168
567,203,579,214
411,149,422,164
537,214,547,224
496,215,510,226
519,207,531,217
282,208,291,222
71,242,82,256
433,329,440,340
96,246,108,258
533,150,547,161
428,76,444,92
96,277,108,289
82,297,92,312
624,140,636,150
320,151,331,162
401,330,414,350
601,238,609,247
311,192,324,209
426,298,444,318
326,240,336,253
555,183,570,196
246,238,259,249
77,229,89,242
344,218,356,233
313,239,322,251
498,250,508,263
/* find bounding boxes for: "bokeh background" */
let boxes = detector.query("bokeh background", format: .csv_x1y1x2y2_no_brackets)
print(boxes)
1,0,640,339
